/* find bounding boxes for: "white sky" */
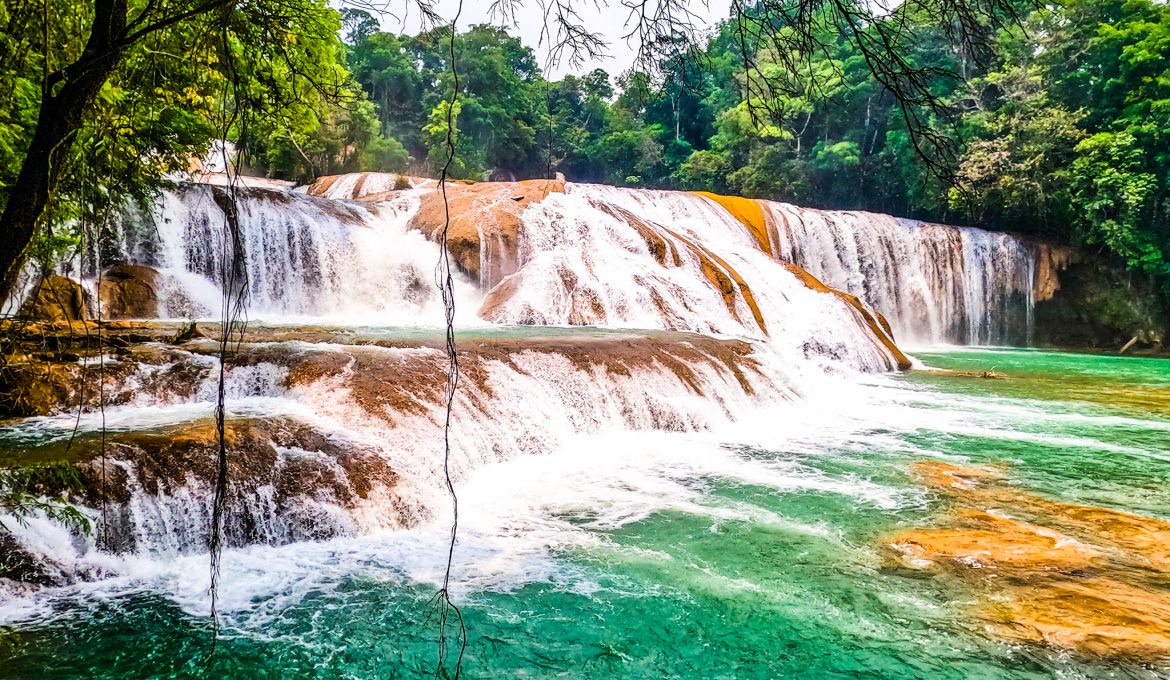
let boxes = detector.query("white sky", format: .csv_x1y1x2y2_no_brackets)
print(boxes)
364,0,733,78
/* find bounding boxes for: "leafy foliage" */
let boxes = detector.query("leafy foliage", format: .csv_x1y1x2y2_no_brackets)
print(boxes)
340,0,1168,290
0,464,90,535
953,0,1170,282
0,0,374,267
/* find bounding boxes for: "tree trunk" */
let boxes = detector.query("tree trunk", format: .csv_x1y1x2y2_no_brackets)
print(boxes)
0,0,127,303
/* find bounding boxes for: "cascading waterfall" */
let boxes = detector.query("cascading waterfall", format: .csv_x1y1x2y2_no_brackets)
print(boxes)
485,183,901,371
88,183,482,323
4,172,1042,588
72,177,1039,347
0,329,804,582
763,203,1036,345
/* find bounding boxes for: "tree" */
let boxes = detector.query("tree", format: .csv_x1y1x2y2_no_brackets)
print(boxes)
360,134,413,172
340,7,379,45
424,99,476,177
953,67,1084,233
0,0,1058,303
0,0,349,301
953,0,1170,281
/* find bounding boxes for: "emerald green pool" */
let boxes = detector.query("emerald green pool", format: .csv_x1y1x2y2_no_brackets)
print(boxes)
2,349,1168,679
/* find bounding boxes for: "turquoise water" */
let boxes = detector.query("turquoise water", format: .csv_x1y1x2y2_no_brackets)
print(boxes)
1,349,1169,679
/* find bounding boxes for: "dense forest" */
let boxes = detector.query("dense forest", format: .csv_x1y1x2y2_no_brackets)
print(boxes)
1,0,1168,293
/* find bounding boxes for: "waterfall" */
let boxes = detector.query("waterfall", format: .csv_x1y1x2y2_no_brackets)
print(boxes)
485,183,902,371
70,178,908,371
2,174,1047,583
762,203,1036,345
74,177,1038,347
0,330,810,580
91,183,482,324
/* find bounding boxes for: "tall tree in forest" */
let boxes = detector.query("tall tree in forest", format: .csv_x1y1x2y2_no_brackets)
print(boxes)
955,0,1170,277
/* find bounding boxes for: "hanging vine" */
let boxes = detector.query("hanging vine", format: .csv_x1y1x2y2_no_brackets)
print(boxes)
205,16,251,659
430,0,468,676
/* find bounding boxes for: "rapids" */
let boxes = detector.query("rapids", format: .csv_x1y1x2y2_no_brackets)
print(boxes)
3,173,1167,677
2,348,1168,677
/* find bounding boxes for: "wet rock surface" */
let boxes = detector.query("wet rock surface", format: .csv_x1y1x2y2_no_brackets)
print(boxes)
887,460,1170,663
408,178,565,288
18,276,87,323
97,263,162,319
778,263,912,370
691,190,911,369
5,416,404,558
0,320,194,418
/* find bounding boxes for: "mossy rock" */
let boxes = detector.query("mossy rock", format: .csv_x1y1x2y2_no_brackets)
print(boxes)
1035,259,1169,351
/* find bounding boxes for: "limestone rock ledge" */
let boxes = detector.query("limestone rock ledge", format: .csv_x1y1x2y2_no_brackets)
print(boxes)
1,417,403,585
887,460,1170,663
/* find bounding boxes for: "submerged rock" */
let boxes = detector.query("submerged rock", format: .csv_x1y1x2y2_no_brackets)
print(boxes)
889,508,1102,573
888,460,1170,663
978,577,1170,661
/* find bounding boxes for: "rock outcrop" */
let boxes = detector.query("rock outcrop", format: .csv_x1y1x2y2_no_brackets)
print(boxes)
887,460,1170,662
1032,242,1079,303
3,416,403,566
0,320,192,418
305,172,430,199
19,275,87,322
692,191,778,257
1033,256,1168,353
0,321,769,421
408,179,565,288
98,263,161,319
777,262,913,370
0,321,781,582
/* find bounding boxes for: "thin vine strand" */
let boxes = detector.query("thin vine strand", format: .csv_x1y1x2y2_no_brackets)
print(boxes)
431,0,468,676
206,16,249,661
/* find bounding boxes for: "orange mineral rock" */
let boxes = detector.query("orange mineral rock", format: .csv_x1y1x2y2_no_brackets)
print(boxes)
978,577,1170,661
890,459,1170,662
409,179,565,288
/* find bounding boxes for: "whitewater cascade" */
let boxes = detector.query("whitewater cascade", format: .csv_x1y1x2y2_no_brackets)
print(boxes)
306,174,1039,345
762,203,1036,345
79,175,1040,346
1,328,801,578
85,183,482,324
2,172,1041,585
